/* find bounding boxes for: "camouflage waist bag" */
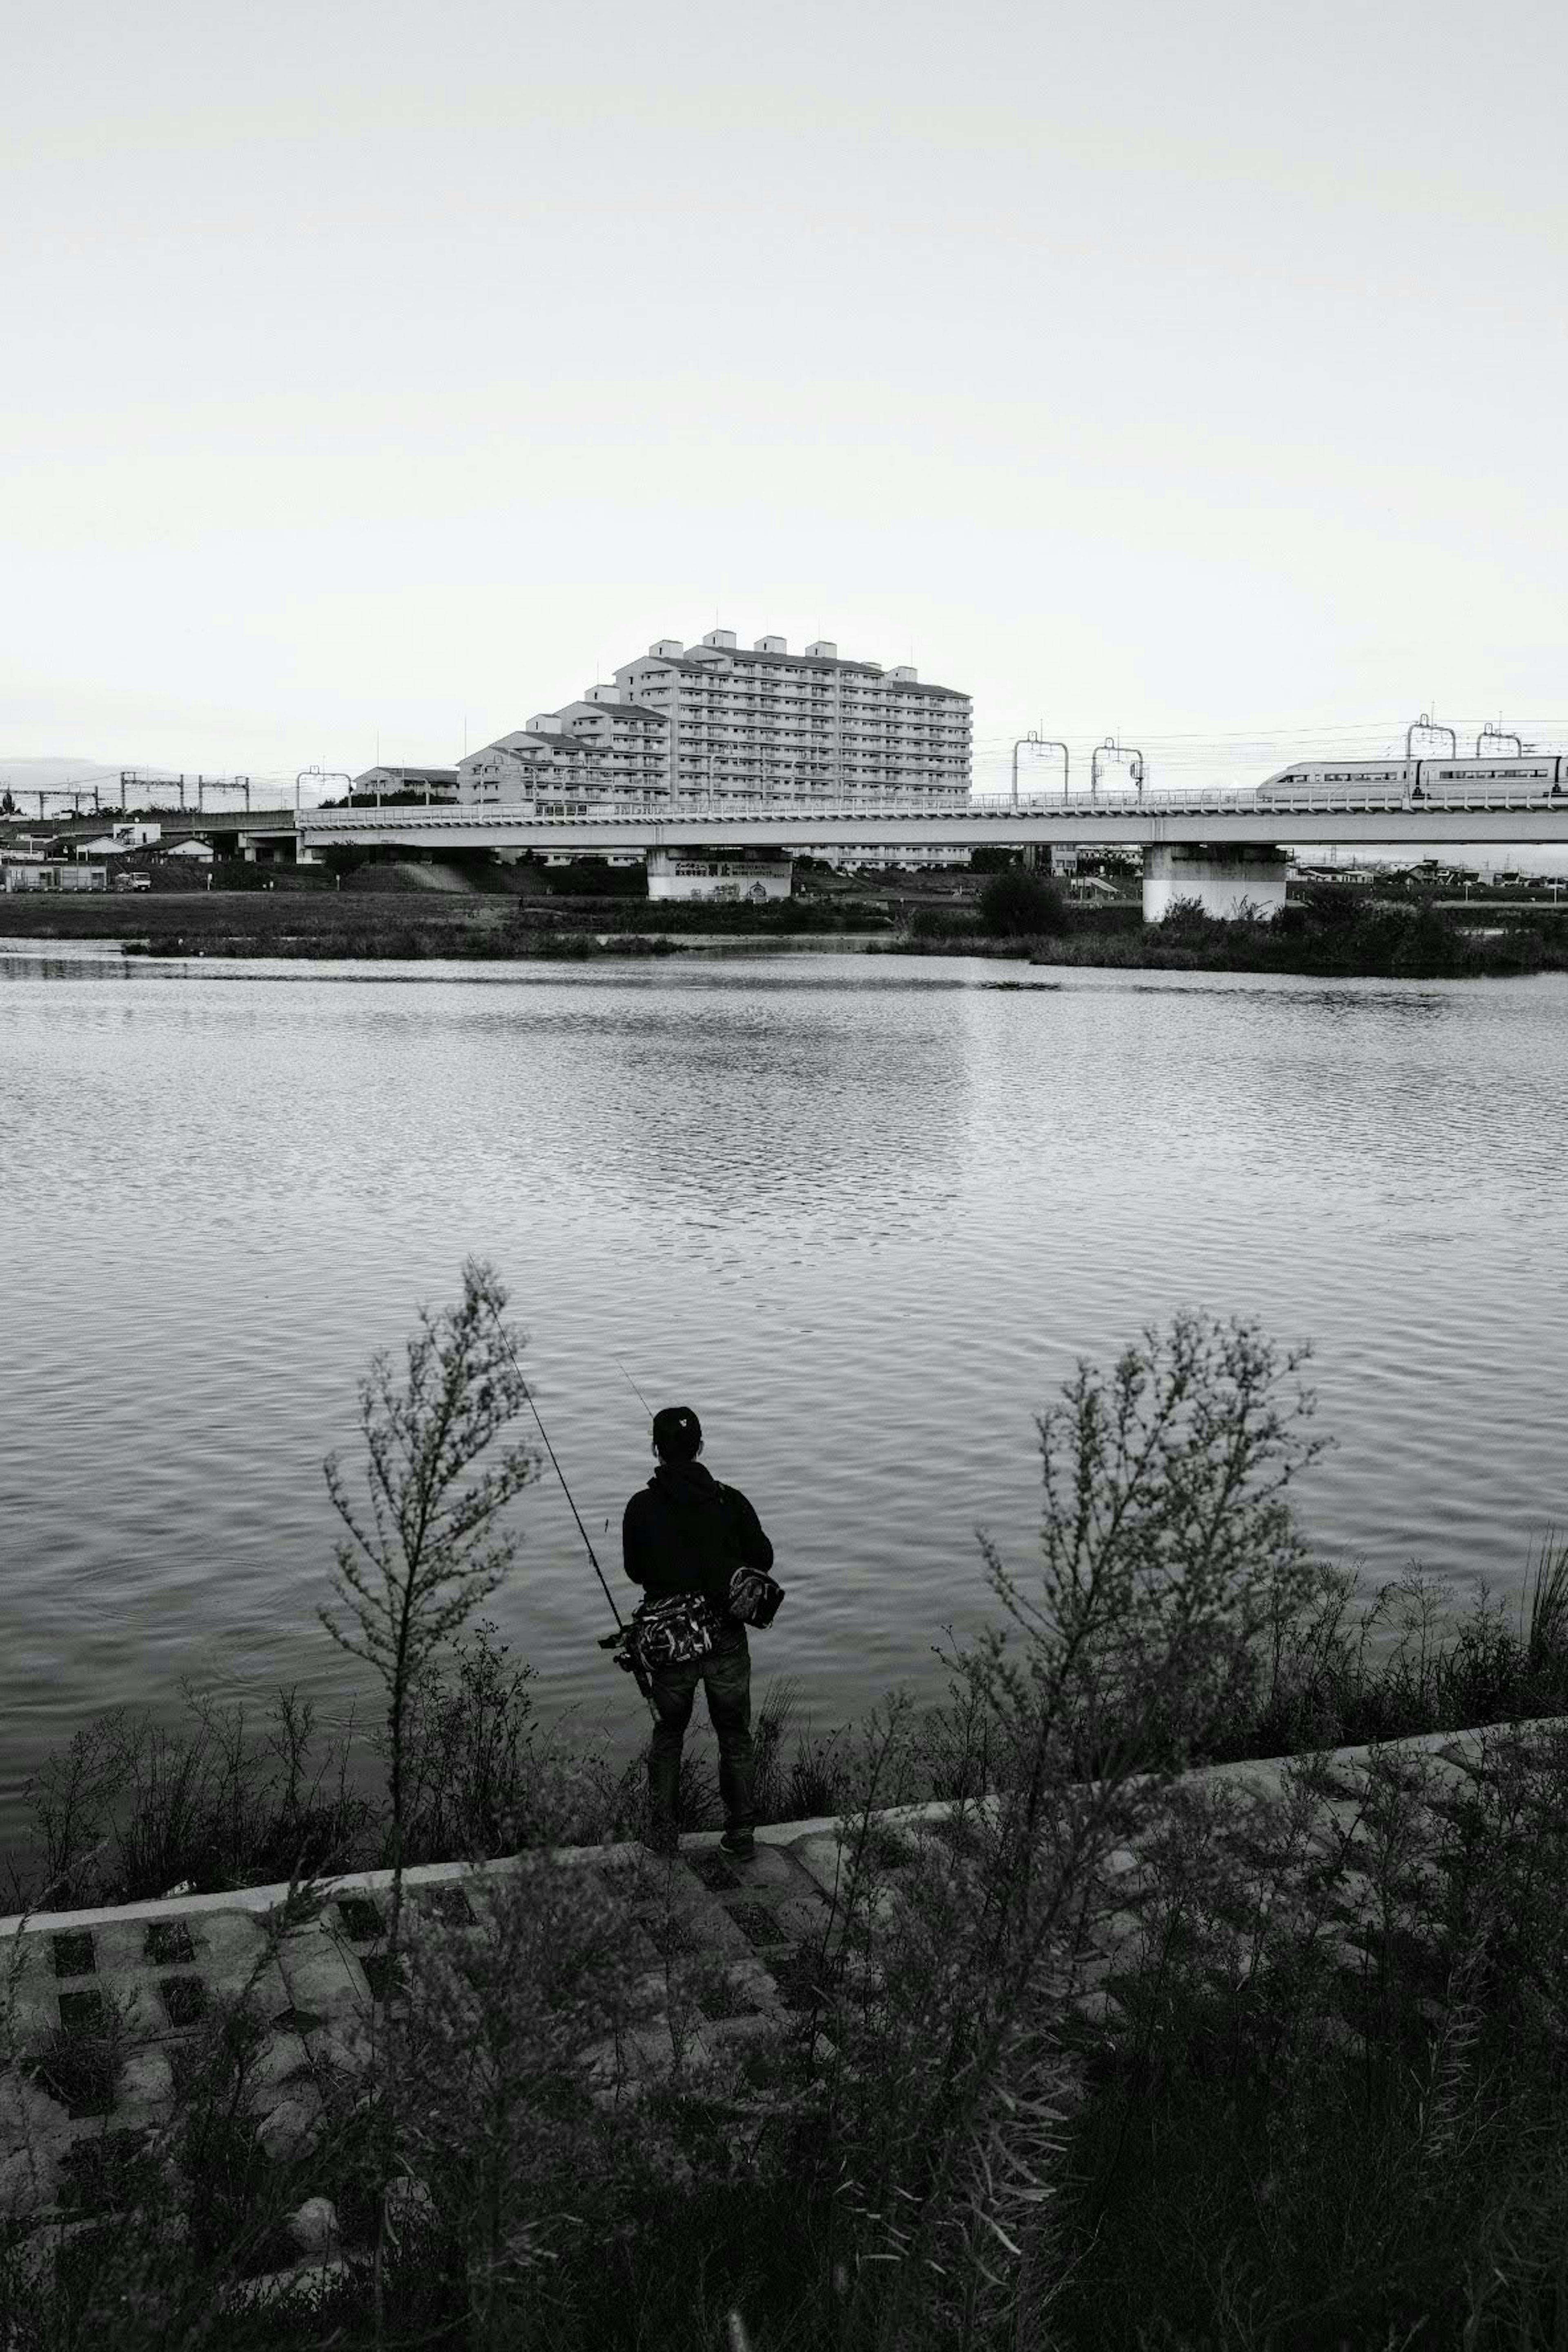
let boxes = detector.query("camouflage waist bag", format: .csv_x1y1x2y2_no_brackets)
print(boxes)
627,1592,721,1672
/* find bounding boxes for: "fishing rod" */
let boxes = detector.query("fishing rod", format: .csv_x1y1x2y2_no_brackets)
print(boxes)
489,1314,657,1719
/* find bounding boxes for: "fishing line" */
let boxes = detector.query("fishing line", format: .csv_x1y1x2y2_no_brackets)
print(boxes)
615,1356,656,1420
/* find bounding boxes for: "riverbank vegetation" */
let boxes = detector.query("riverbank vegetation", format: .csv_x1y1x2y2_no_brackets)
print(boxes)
7,857,1567,974
0,868,898,961
898,872,1568,977
7,1279,1568,2348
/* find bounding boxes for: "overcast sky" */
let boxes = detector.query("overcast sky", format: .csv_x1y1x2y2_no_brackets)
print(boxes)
5,0,1566,797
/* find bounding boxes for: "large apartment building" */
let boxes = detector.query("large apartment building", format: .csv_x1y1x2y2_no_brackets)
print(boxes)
457,631,971,810
457,687,667,811
613,632,971,806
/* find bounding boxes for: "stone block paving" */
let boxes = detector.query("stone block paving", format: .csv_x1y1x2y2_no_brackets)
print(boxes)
0,1828,846,2304
0,1722,1550,2309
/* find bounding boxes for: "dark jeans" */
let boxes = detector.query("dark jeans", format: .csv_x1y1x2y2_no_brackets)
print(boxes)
646,1620,753,1843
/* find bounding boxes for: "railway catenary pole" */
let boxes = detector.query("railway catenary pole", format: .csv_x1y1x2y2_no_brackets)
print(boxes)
296,768,353,820
1091,739,1147,801
1010,732,1071,807
1406,712,1458,758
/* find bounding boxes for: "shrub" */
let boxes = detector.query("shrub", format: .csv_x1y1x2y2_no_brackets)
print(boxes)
321,1258,539,1947
395,1623,541,1862
1048,1726,1568,2350
978,865,1068,938
11,1688,373,1909
791,1312,1328,2349
33,2001,127,2118
541,859,647,898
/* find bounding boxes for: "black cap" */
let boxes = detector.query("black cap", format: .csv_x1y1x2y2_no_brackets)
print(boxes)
651,1405,702,1462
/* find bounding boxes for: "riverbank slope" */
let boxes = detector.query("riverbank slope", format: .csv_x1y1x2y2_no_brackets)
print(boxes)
8,878,1566,976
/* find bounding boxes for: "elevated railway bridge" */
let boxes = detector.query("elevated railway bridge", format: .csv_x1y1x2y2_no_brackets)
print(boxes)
296,783,1568,920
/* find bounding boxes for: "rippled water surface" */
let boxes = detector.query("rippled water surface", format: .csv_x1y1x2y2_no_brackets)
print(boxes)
3,943,1567,1838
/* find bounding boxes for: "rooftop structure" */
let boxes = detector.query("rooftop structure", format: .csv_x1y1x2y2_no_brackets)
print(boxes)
351,766,459,803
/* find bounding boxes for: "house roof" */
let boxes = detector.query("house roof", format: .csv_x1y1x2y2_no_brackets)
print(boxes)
572,702,666,726
354,766,459,785
470,731,593,761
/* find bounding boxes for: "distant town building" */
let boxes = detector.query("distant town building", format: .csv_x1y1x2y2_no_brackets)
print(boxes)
75,822,162,859
352,766,459,803
455,632,972,814
2,858,107,893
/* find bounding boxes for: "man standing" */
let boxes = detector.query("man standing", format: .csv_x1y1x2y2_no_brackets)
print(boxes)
623,1404,773,1859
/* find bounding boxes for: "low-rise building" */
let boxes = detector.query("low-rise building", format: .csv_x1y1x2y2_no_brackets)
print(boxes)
2,858,107,893
351,766,459,803
74,822,161,860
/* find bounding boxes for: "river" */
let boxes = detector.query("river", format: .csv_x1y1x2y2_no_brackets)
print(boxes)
3,942,1566,1843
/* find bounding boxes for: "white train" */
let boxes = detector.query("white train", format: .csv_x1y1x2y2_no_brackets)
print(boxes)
1255,759,1568,810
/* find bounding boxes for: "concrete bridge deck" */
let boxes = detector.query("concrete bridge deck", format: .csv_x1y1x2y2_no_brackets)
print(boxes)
297,796,1568,855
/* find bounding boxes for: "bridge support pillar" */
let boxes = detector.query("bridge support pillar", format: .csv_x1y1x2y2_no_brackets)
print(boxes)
1143,843,1288,923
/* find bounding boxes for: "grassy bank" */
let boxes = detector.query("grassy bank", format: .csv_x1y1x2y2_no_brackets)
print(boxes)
893,877,1568,978
10,867,1564,976
13,1547,1568,1915
0,880,898,960
7,1283,1568,2348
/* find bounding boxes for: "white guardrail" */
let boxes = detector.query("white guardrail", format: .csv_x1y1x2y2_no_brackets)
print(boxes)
301,790,1568,829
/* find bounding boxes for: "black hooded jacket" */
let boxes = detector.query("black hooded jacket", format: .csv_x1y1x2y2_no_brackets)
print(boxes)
622,1459,774,1610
